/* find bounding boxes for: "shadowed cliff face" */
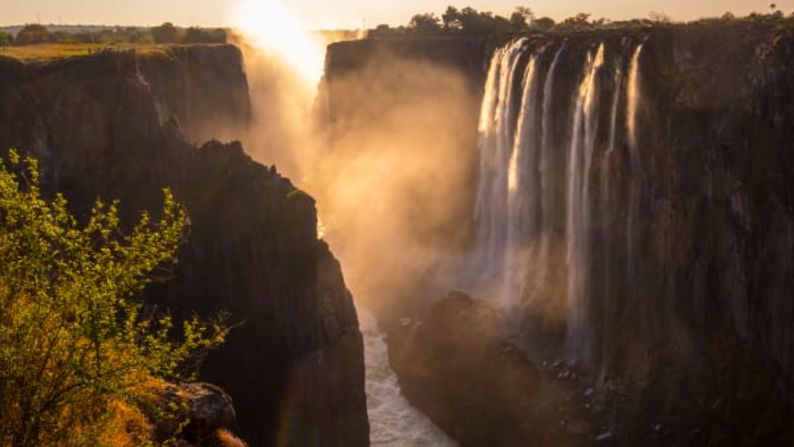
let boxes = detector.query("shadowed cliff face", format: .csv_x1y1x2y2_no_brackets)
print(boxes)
0,46,368,447
325,22,794,445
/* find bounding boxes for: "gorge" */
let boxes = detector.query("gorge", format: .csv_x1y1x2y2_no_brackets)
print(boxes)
1,14,793,447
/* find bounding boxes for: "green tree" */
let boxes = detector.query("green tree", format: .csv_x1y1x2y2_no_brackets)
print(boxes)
0,32,13,47
0,151,226,447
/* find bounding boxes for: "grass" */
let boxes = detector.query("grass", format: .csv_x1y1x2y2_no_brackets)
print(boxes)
0,43,189,62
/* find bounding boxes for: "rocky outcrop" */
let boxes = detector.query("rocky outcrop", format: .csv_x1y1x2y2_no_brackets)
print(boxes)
389,292,593,446
0,46,368,446
154,383,240,446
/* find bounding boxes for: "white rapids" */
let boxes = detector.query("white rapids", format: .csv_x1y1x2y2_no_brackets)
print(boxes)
359,309,457,447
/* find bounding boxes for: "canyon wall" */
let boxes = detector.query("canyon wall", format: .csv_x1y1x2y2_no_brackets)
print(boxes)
0,46,368,447
326,22,794,445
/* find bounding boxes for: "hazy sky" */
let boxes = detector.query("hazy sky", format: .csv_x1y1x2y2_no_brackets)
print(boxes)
1,0,791,28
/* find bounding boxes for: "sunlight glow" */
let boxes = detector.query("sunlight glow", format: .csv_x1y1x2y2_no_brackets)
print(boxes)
233,0,326,87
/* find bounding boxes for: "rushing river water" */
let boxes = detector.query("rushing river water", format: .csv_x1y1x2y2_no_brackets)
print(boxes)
359,309,456,446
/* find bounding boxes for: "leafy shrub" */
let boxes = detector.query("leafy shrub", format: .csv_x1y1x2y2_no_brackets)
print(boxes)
0,151,226,447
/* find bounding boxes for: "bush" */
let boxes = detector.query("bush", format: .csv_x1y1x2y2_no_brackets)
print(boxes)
0,151,226,447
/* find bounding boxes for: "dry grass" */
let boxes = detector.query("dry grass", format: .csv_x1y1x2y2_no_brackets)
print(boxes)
97,400,154,447
215,429,249,447
0,43,171,62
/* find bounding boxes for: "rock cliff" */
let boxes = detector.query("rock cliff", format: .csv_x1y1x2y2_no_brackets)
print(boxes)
0,45,368,446
325,21,794,445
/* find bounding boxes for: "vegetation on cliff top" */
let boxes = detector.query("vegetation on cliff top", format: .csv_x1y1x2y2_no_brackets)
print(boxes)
0,151,227,447
0,23,228,62
9,23,227,46
366,4,794,38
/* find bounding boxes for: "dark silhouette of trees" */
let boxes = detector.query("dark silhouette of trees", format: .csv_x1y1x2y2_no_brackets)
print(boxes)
14,24,51,45
409,13,443,33
511,6,535,28
532,17,556,31
151,22,178,43
183,27,227,44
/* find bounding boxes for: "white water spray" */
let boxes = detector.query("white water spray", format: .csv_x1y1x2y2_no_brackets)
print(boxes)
469,38,529,291
565,44,605,365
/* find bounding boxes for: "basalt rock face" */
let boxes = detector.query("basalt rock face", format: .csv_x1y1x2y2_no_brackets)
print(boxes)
0,46,368,447
328,23,794,445
389,292,592,447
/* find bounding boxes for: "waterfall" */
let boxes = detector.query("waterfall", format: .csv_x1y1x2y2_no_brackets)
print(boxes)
464,37,645,369
565,44,605,365
469,38,529,293
597,57,625,374
536,44,565,297
502,54,541,309
626,44,644,152
626,43,645,280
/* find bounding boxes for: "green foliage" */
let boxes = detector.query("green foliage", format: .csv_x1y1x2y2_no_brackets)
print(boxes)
0,32,12,47
0,151,226,447
6,24,225,48
286,188,310,202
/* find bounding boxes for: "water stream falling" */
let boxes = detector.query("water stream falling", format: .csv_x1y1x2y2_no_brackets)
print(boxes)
469,38,530,294
565,44,605,365
464,38,646,367
626,43,645,282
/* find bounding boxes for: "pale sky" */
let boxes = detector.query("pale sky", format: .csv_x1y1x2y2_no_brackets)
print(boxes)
1,0,791,29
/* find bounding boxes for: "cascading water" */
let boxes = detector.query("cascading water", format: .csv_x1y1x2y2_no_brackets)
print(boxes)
464,37,646,369
565,44,605,365
360,310,456,446
502,53,541,309
626,43,645,282
468,38,529,295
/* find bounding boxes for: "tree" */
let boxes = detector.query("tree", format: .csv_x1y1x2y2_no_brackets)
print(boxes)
0,151,226,447
14,24,50,45
151,22,178,44
442,6,462,30
0,32,13,47
575,12,592,24
510,6,535,29
409,13,442,33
